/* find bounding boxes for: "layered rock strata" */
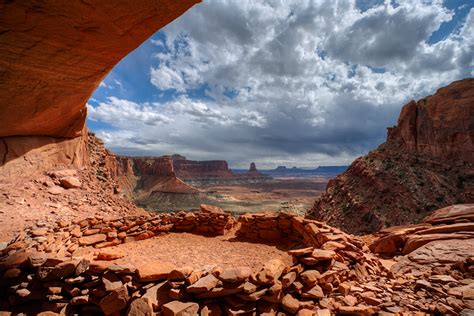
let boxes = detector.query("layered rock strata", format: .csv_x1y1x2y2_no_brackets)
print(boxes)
309,79,474,234
0,0,199,138
172,154,235,180
369,204,474,256
0,0,199,177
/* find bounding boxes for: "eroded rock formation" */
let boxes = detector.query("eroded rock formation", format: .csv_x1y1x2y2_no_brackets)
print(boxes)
0,0,199,138
245,162,266,179
0,0,199,176
309,79,474,234
172,154,235,180
386,79,474,163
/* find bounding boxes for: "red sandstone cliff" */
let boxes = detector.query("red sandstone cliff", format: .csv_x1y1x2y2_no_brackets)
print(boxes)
308,78,474,234
386,79,474,163
0,0,199,177
106,155,199,197
171,154,235,179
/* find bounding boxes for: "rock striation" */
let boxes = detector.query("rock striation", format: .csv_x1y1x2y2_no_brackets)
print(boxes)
0,0,199,138
386,78,474,163
369,204,474,256
0,0,199,178
309,79,474,234
171,154,235,180
111,156,199,196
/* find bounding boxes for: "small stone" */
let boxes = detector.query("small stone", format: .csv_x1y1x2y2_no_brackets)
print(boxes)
31,228,48,237
137,261,176,282
70,295,89,305
99,286,129,315
126,298,153,316
162,301,199,316
300,270,321,286
16,288,31,297
218,267,252,283
282,294,300,314
311,249,336,260
186,274,219,294
3,268,21,278
256,259,286,284
339,282,351,296
59,176,81,189
343,295,358,306
302,284,324,299
102,271,123,291
281,271,297,288
96,251,124,261
78,234,107,246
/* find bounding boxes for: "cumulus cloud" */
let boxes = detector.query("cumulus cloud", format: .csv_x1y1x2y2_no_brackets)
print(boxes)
87,97,173,126
88,0,473,168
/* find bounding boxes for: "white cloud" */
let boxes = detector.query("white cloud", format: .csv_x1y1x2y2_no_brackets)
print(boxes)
90,0,473,168
87,97,173,127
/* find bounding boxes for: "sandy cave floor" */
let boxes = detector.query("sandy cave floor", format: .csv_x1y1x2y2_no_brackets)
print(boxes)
79,232,295,271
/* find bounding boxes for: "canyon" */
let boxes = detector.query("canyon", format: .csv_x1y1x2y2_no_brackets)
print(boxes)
0,1,473,315
309,78,474,235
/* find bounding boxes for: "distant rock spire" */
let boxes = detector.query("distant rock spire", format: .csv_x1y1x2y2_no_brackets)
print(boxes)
249,162,257,172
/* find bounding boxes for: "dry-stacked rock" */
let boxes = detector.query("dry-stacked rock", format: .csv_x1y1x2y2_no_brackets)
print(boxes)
2,208,472,315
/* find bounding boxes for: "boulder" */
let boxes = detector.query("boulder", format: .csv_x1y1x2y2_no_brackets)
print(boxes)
403,233,473,254
424,204,474,225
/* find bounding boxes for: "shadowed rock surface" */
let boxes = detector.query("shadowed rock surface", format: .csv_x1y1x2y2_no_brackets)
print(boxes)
0,0,199,138
309,79,474,234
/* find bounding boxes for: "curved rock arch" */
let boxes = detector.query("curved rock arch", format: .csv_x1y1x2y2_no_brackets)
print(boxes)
0,0,199,138
0,0,199,174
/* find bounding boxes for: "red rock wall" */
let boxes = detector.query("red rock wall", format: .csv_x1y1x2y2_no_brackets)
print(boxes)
386,78,474,163
172,155,235,179
131,157,177,178
0,1,199,177
309,79,474,234
0,0,199,138
0,131,89,178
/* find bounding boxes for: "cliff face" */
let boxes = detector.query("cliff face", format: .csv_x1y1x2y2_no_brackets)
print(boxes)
309,79,474,235
386,79,474,163
0,0,199,177
107,156,198,196
0,0,199,138
172,155,235,179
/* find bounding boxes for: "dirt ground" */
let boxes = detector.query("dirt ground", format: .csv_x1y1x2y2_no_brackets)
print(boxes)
141,176,330,214
81,232,295,271
201,176,329,214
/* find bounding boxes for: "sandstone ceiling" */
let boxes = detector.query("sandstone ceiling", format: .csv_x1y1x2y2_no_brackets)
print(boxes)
0,0,199,138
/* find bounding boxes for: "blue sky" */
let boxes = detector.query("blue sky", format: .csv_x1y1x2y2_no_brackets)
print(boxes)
87,0,473,168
